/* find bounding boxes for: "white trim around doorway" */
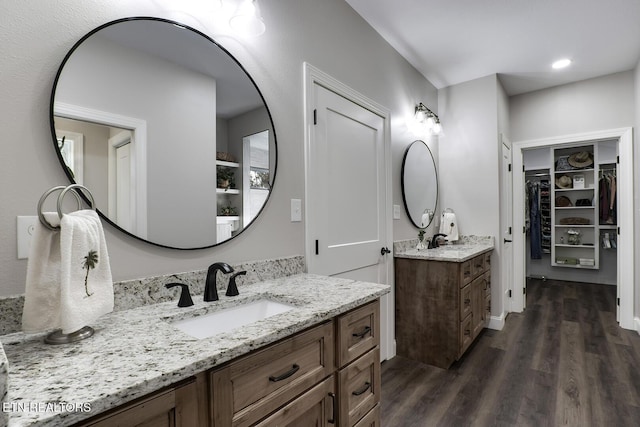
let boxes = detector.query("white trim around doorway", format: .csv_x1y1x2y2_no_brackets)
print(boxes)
512,127,634,330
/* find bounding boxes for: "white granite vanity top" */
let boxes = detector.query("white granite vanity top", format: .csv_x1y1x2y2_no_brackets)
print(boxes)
0,274,389,426
394,240,494,262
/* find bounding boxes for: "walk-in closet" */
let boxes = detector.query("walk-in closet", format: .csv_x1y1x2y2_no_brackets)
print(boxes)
523,139,618,292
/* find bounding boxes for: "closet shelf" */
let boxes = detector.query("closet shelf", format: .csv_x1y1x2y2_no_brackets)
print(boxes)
554,188,594,192
554,206,595,210
555,244,595,249
554,224,594,228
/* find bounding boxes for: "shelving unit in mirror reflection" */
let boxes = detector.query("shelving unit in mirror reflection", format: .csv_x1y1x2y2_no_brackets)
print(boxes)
216,159,242,243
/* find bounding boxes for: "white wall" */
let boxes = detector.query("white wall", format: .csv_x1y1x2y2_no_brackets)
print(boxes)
438,74,503,316
510,71,634,141
0,0,437,296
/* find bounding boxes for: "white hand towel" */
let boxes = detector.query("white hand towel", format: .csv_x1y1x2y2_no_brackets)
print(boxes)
22,210,114,335
22,213,63,333
439,212,459,242
59,210,114,334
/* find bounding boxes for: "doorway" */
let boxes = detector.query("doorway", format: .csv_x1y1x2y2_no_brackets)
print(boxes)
511,128,634,330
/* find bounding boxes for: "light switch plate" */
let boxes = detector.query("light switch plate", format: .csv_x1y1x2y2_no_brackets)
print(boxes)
291,199,302,222
393,204,401,220
17,216,38,259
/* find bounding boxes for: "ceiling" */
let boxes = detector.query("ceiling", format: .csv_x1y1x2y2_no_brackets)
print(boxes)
345,0,640,96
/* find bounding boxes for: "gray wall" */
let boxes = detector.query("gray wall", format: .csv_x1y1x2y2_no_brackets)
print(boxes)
437,74,503,316
0,0,437,296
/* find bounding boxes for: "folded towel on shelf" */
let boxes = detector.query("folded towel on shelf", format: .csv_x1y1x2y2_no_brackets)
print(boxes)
439,211,459,242
22,210,114,334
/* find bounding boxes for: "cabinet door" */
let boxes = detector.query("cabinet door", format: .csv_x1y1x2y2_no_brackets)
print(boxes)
254,377,336,427
471,275,485,338
78,379,198,427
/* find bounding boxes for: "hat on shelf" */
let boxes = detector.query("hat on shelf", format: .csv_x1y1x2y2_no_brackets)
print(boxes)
555,175,573,189
568,151,593,168
555,195,573,207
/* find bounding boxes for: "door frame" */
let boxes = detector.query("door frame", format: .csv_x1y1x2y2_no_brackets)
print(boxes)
512,127,634,330
303,62,394,358
54,101,148,238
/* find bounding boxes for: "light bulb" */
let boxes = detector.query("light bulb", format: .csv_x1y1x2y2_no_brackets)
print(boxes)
432,121,442,135
229,0,266,37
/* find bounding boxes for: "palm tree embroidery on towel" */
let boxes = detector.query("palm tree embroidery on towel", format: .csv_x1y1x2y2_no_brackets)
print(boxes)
82,250,98,297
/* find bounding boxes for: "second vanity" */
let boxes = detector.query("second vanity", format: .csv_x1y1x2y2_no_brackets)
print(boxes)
1,274,389,426
394,238,494,369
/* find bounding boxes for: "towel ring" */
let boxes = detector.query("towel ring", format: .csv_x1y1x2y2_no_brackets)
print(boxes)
57,184,95,219
37,184,95,231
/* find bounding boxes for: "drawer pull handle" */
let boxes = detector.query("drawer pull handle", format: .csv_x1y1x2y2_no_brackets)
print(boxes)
328,392,336,424
352,326,372,339
268,364,300,382
352,381,371,396
464,299,471,305
465,329,471,336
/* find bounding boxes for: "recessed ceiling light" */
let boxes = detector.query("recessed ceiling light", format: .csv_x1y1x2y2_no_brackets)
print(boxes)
552,58,572,69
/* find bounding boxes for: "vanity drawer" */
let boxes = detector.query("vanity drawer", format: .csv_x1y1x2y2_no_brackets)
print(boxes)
210,321,335,427
337,300,380,368
460,283,472,321
353,404,380,427
484,252,492,272
472,254,485,278
460,260,473,286
254,376,336,427
338,347,381,427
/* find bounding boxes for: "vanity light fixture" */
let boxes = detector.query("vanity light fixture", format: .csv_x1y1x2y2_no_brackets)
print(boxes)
229,0,266,37
414,102,442,135
552,58,572,69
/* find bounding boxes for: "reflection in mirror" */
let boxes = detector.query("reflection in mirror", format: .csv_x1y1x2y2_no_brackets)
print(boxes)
401,140,438,229
51,17,276,249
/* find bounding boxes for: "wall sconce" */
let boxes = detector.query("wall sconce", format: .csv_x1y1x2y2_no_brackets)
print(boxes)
414,103,442,135
229,0,266,37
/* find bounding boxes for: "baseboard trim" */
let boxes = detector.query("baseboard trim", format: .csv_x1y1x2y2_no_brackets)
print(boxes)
634,317,640,335
488,312,506,331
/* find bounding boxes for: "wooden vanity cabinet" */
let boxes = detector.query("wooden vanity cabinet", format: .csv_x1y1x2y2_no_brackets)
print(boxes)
395,252,492,369
75,377,200,427
74,300,381,427
211,299,381,427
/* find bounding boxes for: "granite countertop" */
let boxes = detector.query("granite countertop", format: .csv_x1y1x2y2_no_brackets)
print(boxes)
0,273,389,427
394,239,494,262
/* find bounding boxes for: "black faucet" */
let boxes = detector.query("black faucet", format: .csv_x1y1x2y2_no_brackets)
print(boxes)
204,262,234,302
431,233,448,249
165,283,194,307
226,271,246,297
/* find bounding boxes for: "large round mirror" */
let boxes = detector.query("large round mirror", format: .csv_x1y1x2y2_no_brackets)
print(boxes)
50,17,277,249
401,140,438,228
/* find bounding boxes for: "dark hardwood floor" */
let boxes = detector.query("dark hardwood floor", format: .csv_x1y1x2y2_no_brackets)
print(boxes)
381,279,640,426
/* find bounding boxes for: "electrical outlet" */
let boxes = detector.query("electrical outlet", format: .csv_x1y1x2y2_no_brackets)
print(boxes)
17,216,38,259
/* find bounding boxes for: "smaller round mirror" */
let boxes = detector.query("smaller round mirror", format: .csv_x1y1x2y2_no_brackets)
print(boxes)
401,140,438,228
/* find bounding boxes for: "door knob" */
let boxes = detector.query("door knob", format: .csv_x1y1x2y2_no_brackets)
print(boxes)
380,247,391,255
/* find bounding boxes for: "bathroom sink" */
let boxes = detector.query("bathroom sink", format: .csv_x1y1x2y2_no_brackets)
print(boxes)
169,299,296,339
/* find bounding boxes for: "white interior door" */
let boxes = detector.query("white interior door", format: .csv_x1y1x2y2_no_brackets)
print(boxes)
109,130,134,233
304,64,393,360
501,140,515,312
